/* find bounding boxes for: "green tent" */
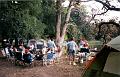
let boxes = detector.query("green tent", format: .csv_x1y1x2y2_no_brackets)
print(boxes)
83,35,120,77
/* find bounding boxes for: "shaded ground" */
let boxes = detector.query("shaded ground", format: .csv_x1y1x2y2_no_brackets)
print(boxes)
0,56,86,77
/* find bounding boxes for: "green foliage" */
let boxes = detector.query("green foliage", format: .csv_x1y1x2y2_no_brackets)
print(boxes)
69,5,91,40
23,14,46,39
67,23,83,39
41,0,56,36
0,0,47,39
0,0,93,41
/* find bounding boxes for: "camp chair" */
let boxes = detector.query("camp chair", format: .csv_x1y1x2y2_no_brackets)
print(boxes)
23,54,32,64
22,53,35,67
14,52,23,65
78,48,90,63
33,50,44,66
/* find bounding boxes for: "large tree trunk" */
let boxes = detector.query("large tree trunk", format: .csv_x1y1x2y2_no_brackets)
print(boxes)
60,1,73,42
55,0,74,57
56,0,62,46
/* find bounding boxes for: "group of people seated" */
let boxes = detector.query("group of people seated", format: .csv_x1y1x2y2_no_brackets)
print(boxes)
2,38,59,66
7,44,34,65
2,37,91,66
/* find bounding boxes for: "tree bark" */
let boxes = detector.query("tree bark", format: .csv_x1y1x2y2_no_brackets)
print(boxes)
60,0,74,43
56,0,62,46
60,2,73,42
56,0,74,57
56,0,73,45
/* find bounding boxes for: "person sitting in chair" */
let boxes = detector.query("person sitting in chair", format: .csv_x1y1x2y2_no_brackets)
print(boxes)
23,49,33,64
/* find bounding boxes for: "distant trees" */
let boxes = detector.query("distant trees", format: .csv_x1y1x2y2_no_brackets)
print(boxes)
1,0,120,45
0,0,58,41
70,6,91,40
93,0,120,43
0,1,46,40
55,0,91,46
94,20,120,44
76,0,120,44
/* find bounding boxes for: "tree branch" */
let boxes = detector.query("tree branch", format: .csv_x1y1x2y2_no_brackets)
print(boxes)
95,0,120,11
96,21,120,40
99,21,120,27
89,9,108,23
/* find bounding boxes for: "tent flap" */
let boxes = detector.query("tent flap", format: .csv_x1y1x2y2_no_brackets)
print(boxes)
107,36,120,51
103,52,120,75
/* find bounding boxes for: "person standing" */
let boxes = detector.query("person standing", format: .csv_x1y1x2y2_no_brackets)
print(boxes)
47,38,56,51
47,38,56,64
79,38,89,63
67,37,78,65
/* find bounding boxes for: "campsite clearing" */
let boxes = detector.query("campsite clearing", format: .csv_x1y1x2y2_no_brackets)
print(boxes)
0,56,85,77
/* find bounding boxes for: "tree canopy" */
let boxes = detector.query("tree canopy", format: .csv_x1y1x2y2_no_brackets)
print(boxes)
0,1,46,40
0,0,120,45
0,0,57,40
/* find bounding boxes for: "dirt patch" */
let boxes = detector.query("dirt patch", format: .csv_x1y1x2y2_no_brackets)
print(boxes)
0,56,85,77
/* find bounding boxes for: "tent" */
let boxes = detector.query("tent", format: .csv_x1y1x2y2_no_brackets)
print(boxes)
83,35,120,77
